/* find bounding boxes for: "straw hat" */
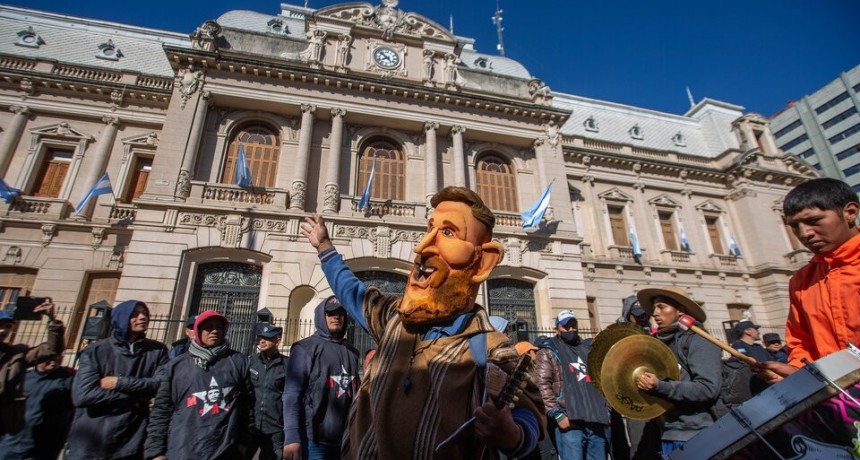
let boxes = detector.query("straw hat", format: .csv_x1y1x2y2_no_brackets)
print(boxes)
636,285,706,323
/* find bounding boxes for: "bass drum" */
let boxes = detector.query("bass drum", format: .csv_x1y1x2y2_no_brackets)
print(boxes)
671,348,860,460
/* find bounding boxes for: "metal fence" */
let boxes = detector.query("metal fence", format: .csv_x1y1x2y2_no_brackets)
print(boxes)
9,304,788,367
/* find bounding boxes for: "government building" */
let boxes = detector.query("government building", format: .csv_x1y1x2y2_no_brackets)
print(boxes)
0,1,817,354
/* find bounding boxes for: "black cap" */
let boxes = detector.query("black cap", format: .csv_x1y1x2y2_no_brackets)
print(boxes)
762,333,782,344
324,297,344,313
256,324,283,339
734,320,760,333
185,315,197,328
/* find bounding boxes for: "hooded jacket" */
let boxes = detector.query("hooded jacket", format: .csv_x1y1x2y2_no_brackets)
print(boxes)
66,300,168,460
283,297,360,446
144,310,255,460
535,335,610,425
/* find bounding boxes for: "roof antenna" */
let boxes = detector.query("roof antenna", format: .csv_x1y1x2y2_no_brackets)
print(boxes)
686,86,695,107
492,0,505,56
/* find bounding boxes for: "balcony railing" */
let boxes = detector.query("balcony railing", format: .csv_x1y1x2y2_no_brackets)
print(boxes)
109,203,137,221
710,253,739,267
2,196,69,219
784,248,812,267
661,249,691,264
349,198,417,217
189,182,289,209
609,245,643,261
494,211,522,228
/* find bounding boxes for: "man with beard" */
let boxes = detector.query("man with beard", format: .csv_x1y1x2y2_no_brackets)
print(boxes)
67,300,167,460
282,297,359,460
145,310,255,460
535,311,611,460
301,186,545,460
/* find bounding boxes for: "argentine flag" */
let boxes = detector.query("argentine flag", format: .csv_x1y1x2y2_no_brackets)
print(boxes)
680,229,692,253
729,234,742,256
233,145,252,188
520,179,554,230
629,226,642,259
0,176,21,203
75,173,113,214
358,156,376,210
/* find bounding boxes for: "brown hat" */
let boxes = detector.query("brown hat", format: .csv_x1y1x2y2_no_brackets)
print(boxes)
515,341,538,356
637,285,706,323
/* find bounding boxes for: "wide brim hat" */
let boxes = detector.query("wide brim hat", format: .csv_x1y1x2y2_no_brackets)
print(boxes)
637,285,706,323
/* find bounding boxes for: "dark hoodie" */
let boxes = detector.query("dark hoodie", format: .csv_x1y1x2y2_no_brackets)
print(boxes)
145,310,255,460
66,300,168,460
282,297,360,446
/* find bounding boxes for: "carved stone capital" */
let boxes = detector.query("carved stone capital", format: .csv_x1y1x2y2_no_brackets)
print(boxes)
102,116,120,127
290,180,307,210
450,125,466,136
331,107,347,119
424,121,439,132
9,105,29,115
300,103,317,115
41,223,55,246
323,183,340,213
91,228,106,249
175,170,191,199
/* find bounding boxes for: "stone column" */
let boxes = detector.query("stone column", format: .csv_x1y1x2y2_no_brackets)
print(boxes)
78,116,120,217
0,105,29,177
290,104,316,211
451,125,466,187
322,108,346,214
176,91,210,199
424,121,439,207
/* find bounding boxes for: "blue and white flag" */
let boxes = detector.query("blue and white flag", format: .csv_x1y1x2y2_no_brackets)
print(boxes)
680,229,692,253
729,234,742,256
520,179,554,230
629,226,642,258
75,173,113,214
233,145,252,188
358,156,376,210
0,176,21,203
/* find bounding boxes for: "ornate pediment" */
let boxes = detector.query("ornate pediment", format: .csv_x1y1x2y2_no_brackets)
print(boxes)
648,194,682,208
29,122,92,141
316,1,454,42
122,132,159,149
598,187,634,202
695,200,724,213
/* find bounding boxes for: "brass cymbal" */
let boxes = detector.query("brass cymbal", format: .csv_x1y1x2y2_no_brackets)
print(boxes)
588,322,647,392
600,335,679,420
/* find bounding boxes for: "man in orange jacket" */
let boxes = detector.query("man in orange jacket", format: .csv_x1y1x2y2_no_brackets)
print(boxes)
760,178,860,382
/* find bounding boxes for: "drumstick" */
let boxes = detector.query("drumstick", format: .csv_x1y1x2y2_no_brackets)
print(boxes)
677,315,780,379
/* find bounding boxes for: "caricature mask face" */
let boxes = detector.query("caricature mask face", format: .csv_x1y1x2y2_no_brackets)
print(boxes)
398,200,503,326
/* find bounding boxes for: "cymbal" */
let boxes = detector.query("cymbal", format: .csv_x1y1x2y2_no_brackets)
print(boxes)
588,323,647,392
600,335,679,420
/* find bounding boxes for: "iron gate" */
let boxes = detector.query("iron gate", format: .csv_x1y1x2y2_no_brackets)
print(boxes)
190,262,262,355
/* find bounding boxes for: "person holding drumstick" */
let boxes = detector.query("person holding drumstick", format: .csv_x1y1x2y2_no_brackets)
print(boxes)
758,178,860,382
633,286,722,458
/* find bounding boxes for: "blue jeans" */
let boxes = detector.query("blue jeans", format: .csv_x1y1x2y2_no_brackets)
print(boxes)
554,422,609,460
306,440,341,460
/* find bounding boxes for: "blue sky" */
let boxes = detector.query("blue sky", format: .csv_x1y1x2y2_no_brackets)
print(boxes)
9,0,859,117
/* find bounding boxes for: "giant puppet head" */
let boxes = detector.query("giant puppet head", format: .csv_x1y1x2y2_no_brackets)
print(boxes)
397,186,504,326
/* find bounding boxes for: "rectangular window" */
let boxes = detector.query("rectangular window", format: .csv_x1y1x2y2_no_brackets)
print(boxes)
854,82,860,94
33,149,73,198
779,133,808,151
727,304,750,322
124,157,152,203
706,216,724,254
773,119,802,139
843,162,860,178
659,211,678,250
797,148,815,159
608,206,629,246
69,273,120,348
815,92,850,114
836,144,860,161
821,106,858,130
829,123,860,145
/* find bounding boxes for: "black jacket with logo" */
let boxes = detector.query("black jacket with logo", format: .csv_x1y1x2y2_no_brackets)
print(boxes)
249,351,287,434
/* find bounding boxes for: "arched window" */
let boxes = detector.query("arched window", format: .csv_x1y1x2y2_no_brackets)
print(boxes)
476,154,518,212
221,125,279,188
357,138,404,202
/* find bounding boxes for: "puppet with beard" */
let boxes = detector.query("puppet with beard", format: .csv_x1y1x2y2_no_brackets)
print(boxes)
301,186,545,460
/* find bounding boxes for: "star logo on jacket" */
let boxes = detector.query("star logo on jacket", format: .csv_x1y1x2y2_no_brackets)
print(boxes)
187,376,235,416
327,364,356,398
568,356,591,382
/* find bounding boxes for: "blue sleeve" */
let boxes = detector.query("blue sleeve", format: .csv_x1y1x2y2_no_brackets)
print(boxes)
319,248,369,333
283,343,312,445
506,408,539,458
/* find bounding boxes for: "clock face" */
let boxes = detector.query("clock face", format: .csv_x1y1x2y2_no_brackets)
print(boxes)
373,47,400,69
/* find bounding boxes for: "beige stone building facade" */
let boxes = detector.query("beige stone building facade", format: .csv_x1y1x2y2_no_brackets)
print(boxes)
0,1,816,352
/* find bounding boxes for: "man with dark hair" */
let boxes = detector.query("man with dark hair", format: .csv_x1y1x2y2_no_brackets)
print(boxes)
0,353,75,460
0,299,63,438
145,310,255,460
300,186,545,460
247,324,287,460
763,333,788,363
67,300,168,460
282,297,359,460
168,315,196,359
536,310,611,460
730,321,771,363
760,178,860,381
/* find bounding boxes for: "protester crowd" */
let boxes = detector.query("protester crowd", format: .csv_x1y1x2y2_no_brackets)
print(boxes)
0,178,855,460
